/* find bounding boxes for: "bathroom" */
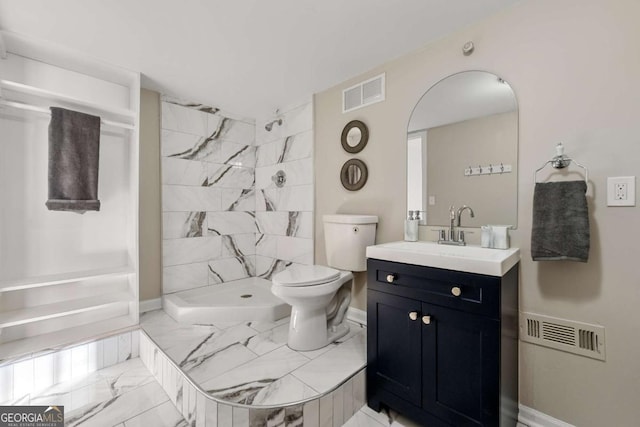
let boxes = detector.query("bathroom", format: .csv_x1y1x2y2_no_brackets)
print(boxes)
0,0,639,426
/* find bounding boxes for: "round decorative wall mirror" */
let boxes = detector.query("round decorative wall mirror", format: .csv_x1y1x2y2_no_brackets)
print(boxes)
340,159,368,191
341,120,369,153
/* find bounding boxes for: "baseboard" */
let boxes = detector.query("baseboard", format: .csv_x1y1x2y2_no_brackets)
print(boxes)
518,404,575,427
347,307,367,326
139,297,162,313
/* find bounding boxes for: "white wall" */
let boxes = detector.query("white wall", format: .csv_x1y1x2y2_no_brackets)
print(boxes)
314,0,640,425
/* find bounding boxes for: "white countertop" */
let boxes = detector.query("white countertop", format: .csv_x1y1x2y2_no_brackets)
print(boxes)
366,241,520,276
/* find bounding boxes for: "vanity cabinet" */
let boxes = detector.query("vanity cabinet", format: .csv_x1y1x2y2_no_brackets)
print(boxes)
366,258,519,427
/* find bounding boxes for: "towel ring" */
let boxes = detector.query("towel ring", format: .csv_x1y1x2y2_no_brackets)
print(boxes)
534,143,588,184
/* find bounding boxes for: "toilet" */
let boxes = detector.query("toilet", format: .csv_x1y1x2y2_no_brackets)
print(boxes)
271,214,378,351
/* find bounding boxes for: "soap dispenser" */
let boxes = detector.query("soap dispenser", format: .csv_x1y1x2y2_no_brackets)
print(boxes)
404,211,419,242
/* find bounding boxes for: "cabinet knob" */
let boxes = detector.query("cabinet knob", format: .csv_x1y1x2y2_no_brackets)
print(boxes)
409,311,418,321
422,315,431,325
386,274,396,283
451,286,462,297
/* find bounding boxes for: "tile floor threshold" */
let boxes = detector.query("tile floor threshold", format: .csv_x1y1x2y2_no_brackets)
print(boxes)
139,309,367,408
0,355,418,426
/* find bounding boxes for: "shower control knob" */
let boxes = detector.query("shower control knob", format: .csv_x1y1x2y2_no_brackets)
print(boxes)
422,315,431,325
386,274,396,283
451,286,462,297
409,311,418,321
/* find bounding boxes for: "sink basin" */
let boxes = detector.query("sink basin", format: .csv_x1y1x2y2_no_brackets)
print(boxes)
366,241,520,276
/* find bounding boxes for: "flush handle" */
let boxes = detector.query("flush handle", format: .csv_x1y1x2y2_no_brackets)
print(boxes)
422,315,431,325
409,311,418,321
386,274,396,283
451,286,462,297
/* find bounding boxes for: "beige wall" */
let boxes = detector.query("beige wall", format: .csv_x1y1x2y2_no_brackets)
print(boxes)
426,111,517,226
139,89,162,301
314,0,640,425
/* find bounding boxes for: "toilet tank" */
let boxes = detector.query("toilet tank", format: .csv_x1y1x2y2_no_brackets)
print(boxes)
323,214,378,272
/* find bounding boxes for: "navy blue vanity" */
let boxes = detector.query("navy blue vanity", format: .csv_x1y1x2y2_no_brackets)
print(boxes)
366,250,519,427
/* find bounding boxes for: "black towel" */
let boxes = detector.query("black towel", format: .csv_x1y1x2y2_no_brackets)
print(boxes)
531,181,589,262
46,107,101,212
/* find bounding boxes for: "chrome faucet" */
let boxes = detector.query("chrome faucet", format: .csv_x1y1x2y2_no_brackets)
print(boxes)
456,205,475,226
438,205,475,246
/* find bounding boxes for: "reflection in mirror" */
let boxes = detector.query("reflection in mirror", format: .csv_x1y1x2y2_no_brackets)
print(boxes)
407,71,518,228
346,127,362,147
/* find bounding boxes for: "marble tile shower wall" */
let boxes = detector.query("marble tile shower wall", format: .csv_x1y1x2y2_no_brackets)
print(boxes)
161,99,258,294
254,102,315,279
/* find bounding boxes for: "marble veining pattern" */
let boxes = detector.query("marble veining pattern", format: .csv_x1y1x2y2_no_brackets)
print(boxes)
256,186,313,212
163,211,207,239
161,129,218,162
222,188,256,211
208,256,256,283
255,256,293,280
206,164,255,189
140,309,366,408
10,357,188,427
255,130,313,168
162,98,259,296
255,211,313,239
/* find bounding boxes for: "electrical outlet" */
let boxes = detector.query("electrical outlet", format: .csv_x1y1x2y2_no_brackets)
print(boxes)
607,176,636,206
614,183,627,200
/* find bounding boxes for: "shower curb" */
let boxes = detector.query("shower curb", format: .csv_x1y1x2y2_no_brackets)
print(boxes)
139,329,366,426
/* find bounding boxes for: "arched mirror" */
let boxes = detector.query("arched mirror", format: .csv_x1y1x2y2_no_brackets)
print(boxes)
407,71,518,227
340,159,368,191
341,120,369,153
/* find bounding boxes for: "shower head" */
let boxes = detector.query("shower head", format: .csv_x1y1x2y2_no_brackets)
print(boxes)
265,118,283,132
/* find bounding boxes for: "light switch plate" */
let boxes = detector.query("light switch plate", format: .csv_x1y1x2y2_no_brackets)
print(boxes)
607,176,635,206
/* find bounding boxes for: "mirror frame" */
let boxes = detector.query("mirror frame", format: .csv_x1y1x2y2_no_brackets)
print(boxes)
341,120,369,153
340,158,368,191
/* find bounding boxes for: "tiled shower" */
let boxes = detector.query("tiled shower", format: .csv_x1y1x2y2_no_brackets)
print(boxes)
160,98,314,297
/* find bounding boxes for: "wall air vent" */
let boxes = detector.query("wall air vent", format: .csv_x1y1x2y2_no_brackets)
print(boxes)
520,312,605,361
342,73,385,113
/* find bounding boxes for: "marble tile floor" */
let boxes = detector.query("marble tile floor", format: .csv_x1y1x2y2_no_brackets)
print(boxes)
0,357,188,427
0,334,528,427
139,309,366,407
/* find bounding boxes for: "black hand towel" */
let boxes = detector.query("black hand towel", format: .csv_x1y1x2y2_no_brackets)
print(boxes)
531,180,589,262
46,107,101,212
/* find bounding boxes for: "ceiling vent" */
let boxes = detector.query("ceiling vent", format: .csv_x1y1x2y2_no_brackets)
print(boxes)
342,73,385,113
520,312,605,361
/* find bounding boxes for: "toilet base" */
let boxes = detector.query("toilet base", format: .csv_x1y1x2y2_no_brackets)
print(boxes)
287,306,350,351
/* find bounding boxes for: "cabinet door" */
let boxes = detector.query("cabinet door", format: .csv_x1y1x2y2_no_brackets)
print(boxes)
368,290,422,406
422,304,500,426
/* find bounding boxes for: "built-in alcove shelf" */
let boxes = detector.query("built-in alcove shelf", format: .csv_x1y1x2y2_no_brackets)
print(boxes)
0,290,133,329
0,266,135,293
0,315,137,363
0,30,140,361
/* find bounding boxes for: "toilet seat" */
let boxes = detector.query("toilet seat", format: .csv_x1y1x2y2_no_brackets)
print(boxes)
273,265,341,287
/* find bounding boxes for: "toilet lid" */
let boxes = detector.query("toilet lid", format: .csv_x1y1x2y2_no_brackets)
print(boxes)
273,265,341,287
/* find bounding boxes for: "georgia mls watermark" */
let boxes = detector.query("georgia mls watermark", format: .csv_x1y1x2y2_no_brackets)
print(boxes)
0,406,64,427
